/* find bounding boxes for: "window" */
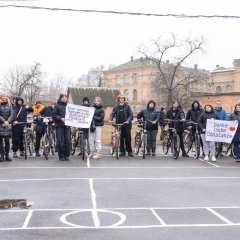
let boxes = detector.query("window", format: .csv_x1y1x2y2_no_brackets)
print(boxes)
124,74,129,84
132,73,138,84
216,86,222,93
225,85,233,93
115,75,121,85
133,89,138,101
124,89,129,101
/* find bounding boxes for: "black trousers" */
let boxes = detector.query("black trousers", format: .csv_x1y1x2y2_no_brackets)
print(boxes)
56,126,71,158
12,126,24,152
147,130,158,149
0,137,10,156
177,131,186,153
120,125,132,153
35,131,44,152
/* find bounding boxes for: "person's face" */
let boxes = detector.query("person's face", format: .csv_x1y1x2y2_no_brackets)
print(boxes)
216,102,221,109
36,103,41,108
149,102,154,108
193,102,199,108
61,96,67,102
205,106,212,112
94,99,101,106
236,105,240,112
119,97,125,104
173,102,178,109
51,104,55,108
18,100,22,105
83,100,89,105
1,97,8,103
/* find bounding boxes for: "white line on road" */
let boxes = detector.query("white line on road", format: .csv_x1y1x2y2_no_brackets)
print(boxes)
207,208,233,224
150,208,166,226
22,210,33,228
1,176,240,182
89,178,100,227
189,154,220,168
87,157,91,168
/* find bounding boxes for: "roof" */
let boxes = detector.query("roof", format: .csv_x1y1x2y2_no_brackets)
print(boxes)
67,87,120,107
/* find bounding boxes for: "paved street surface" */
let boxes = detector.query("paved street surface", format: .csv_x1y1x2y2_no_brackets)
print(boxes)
1,147,240,240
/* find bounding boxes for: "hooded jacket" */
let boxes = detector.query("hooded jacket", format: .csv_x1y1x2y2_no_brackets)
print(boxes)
186,100,203,123
0,102,14,136
93,103,105,127
198,108,218,134
137,100,160,130
166,106,185,133
13,97,33,123
110,103,133,125
52,99,67,127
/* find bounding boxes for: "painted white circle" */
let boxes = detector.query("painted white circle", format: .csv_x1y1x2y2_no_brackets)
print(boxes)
60,209,126,228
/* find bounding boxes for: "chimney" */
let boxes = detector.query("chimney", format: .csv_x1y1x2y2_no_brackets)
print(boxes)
130,56,133,62
194,64,198,71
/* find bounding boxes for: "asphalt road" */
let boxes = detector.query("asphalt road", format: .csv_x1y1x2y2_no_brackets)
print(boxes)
1,148,240,240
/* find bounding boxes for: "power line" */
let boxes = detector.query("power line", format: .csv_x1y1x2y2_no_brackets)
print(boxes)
0,4,240,19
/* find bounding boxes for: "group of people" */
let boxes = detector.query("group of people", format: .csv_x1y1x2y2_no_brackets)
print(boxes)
0,92,240,162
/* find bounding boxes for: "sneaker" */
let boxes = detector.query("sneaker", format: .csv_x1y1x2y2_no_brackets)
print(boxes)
13,152,18,158
64,156,70,161
211,156,217,162
20,151,25,156
182,152,189,157
204,156,209,161
5,155,12,162
59,157,65,161
128,152,134,157
92,153,101,159
35,152,40,157
119,152,126,157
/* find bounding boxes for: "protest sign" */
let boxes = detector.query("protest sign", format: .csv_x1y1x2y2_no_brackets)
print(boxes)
65,104,94,128
205,119,238,143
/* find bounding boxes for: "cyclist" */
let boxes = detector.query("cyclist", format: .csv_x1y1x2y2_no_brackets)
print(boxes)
12,97,33,158
228,103,240,161
0,95,14,162
53,94,71,161
198,104,218,161
32,101,44,117
166,100,189,157
109,94,134,157
34,102,55,157
89,97,105,159
159,107,166,141
137,100,160,156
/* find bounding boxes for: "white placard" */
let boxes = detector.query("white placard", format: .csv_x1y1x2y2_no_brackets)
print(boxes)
205,119,238,143
65,104,94,128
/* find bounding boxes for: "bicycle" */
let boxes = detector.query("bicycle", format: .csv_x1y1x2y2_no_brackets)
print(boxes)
162,119,181,159
215,141,237,159
71,128,90,160
14,122,35,160
183,121,201,159
39,117,55,160
110,123,125,159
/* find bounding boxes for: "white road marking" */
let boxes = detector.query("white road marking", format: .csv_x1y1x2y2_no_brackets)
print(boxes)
207,208,233,224
1,176,240,182
190,154,220,168
87,157,91,168
22,210,33,228
89,179,100,227
150,208,166,226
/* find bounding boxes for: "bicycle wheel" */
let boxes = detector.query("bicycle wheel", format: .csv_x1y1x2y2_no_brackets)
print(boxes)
172,133,180,160
134,132,142,155
27,134,35,156
115,135,120,159
142,133,146,159
231,144,238,159
43,134,50,160
79,136,85,160
24,134,28,160
71,132,77,155
110,133,115,155
185,132,193,154
50,133,55,155
215,142,221,158
194,134,201,159
162,131,170,155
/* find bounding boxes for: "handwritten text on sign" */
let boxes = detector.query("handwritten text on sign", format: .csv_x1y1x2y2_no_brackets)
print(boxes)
205,119,238,143
65,104,94,128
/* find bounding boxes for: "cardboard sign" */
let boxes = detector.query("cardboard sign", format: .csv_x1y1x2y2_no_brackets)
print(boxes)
205,119,238,143
65,104,94,128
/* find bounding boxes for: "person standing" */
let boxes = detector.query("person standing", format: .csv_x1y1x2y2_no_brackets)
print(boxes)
52,94,71,161
109,94,134,157
0,95,14,162
228,104,240,161
215,100,227,120
32,101,44,117
89,97,105,159
12,97,33,158
137,100,160,156
166,100,189,157
198,104,218,161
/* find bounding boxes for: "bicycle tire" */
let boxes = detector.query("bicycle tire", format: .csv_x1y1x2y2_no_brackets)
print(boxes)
162,131,170,155
116,135,120,159
142,133,146,159
184,132,193,154
134,132,142,155
24,134,28,160
27,134,35,156
80,136,85,160
194,134,201,159
43,134,50,160
110,133,115,155
71,132,77,155
231,144,238,159
215,142,221,158
172,134,180,160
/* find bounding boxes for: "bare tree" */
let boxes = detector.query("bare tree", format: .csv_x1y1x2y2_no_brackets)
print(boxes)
139,33,208,108
2,62,43,104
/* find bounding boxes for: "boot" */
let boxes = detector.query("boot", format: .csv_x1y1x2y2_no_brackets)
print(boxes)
152,148,156,156
5,154,12,162
146,148,151,155
182,151,189,157
0,154,4,162
20,151,25,156
13,152,18,158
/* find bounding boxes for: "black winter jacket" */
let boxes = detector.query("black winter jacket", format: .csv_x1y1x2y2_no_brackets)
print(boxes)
52,100,67,127
13,97,33,123
35,106,54,133
110,103,133,125
186,105,203,123
166,107,185,133
93,104,105,127
198,110,218,134
0,103,14,135
137,108,159,130
228,111,240,142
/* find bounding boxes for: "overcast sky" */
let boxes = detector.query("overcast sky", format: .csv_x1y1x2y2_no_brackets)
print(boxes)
0,0,240,81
